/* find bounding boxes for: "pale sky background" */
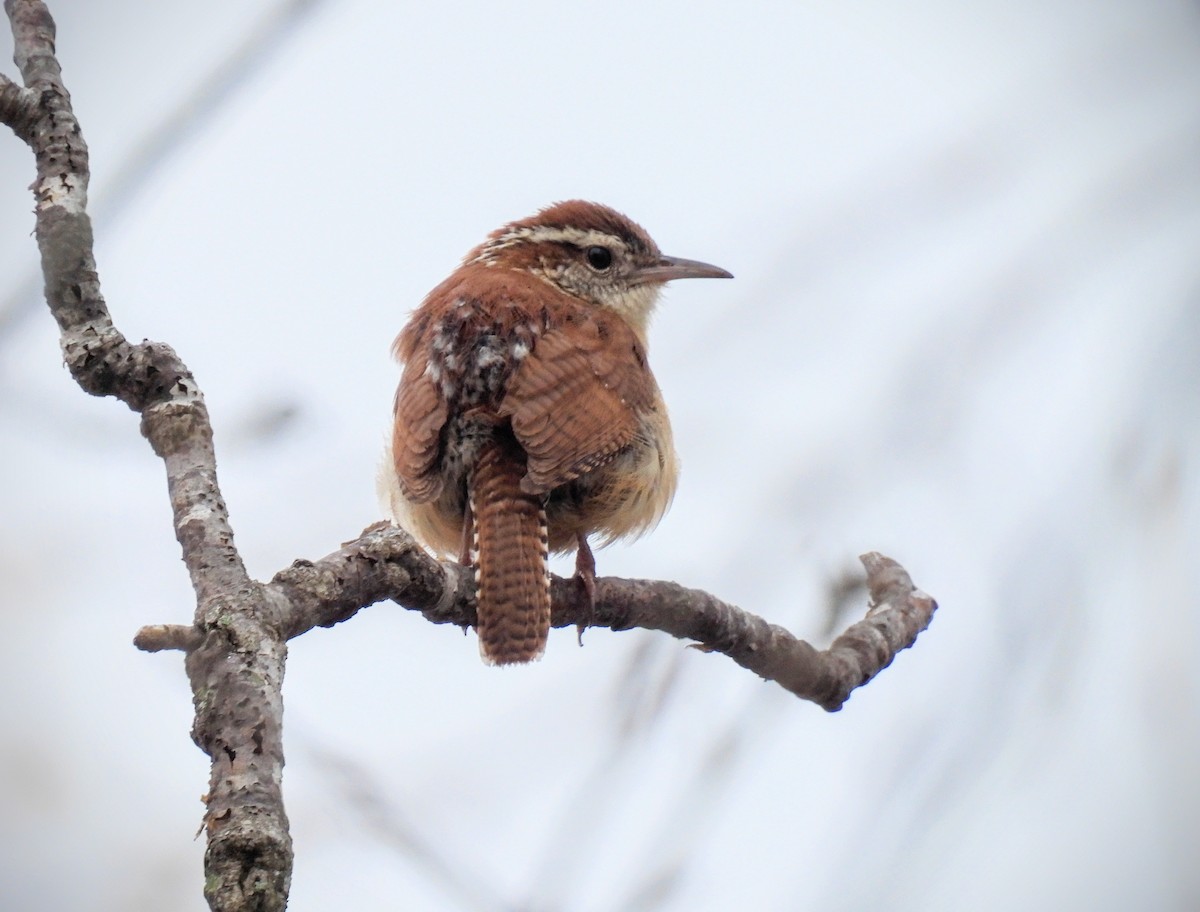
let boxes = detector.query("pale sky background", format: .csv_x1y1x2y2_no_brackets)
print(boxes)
1,2,1198,910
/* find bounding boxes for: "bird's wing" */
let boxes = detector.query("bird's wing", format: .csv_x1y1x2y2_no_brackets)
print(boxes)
501,310,657,495
391,317,449,503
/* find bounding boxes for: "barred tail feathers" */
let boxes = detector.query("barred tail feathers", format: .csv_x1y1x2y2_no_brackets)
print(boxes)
470,437,550,665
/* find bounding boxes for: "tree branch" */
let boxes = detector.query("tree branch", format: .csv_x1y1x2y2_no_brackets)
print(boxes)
144,524,935,713
4,2,290,909
0,71,35,141
5,2,938,908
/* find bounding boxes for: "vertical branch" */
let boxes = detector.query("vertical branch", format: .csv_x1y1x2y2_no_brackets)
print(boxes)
2,2,293,909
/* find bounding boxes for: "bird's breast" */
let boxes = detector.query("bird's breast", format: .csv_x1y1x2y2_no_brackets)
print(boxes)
544,402,678,552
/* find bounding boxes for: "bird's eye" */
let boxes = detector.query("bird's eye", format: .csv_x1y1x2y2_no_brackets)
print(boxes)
585,246,613,271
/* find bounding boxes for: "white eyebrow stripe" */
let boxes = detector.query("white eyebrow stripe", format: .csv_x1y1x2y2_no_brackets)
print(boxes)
486,226,624,251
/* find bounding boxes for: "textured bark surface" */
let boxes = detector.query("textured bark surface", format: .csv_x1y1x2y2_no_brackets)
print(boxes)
142,529,936,714
0,70,34,141
2,3,291,909
1,2,937,908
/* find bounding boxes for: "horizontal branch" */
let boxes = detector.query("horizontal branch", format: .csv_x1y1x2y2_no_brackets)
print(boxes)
269,522,462,638
553,550,935,712
138,526,935,712
133,623,204,652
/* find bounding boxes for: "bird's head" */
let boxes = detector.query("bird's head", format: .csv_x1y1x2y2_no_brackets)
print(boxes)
466,200,731,334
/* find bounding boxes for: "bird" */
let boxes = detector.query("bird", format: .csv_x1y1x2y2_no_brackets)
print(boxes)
380,200,731,665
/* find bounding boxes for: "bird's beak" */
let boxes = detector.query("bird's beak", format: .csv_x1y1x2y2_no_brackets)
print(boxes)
631,254,733,285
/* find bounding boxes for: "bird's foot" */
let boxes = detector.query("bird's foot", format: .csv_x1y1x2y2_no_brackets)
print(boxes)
574,534,596,646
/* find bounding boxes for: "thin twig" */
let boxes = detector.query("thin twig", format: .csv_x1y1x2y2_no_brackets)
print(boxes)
0,0,330,336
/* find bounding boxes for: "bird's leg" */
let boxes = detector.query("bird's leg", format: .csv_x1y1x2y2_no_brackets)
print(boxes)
574,533,596,646
455,506,477,638
458,505,475,567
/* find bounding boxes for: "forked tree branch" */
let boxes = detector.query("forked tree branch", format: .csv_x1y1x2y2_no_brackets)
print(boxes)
139,525,935,713
3,2,289,909
2,2,937,909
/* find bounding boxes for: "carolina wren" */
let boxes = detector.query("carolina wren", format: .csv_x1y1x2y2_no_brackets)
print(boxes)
380,201,731,664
